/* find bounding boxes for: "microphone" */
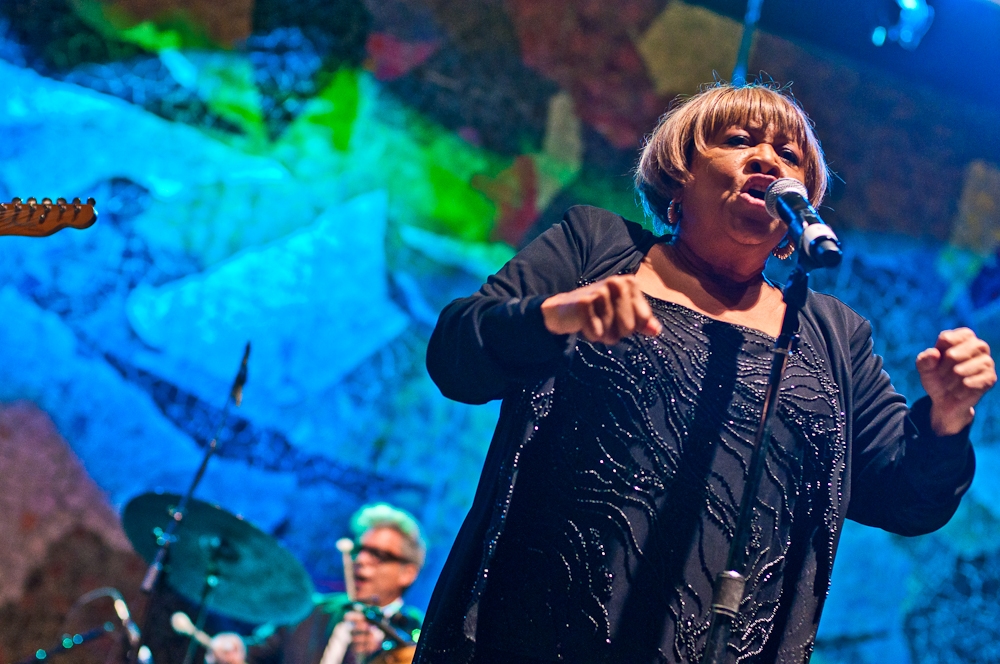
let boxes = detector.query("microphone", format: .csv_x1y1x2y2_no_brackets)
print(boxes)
229,342,251,406
764,178,842,269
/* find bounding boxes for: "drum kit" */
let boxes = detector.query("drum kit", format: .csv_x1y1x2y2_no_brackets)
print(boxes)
122,492,315,628
18,484,416,664
21,488,414,664
0,213,418,664
122,492,416,664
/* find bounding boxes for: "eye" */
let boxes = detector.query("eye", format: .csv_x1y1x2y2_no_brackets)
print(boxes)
780,147,801,165
725,134,750,147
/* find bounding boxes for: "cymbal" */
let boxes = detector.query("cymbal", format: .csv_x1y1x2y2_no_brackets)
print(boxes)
123,492,314,625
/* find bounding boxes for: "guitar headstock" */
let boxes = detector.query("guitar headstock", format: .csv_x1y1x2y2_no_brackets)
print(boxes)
0,197,98,237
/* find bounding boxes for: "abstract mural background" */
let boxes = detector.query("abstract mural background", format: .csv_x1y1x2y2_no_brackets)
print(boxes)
1,1,999,663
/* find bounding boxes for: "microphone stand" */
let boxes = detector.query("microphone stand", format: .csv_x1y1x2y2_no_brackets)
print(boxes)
135,343,251,661
15,624,117,664
19,587,147,664
699,249,834,664
731,0,764,84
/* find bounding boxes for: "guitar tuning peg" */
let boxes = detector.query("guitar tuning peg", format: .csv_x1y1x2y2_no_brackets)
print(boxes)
72,197,81,204
57,197,67,205
26,197,36,206
86,197,96,206
41,197,52,205
12,197,22,205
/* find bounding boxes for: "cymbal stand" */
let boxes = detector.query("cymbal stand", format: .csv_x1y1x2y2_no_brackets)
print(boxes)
180,537,224,664
15,624,117,664
17,588,147,664
136,343,250,660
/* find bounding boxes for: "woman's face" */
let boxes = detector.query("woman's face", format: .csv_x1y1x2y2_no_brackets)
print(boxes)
679,122,808,260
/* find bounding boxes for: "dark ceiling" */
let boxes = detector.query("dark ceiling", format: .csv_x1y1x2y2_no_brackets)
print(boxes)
693,0,1000,108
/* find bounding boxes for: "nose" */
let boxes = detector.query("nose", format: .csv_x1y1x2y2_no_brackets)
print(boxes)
747,144,782,176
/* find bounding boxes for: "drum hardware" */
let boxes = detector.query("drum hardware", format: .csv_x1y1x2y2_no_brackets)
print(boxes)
139,343,251,597
125,344,314,661
14,623,117,664
169,612,213,648
336,538,357,601
123,492,315,627
164,536,416,664
169,611,275,651
14,588,152,664
179,535,224,664
130,343,250,642
116,343,412,664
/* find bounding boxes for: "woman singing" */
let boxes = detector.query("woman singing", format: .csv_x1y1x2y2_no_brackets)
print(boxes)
415,82,996,664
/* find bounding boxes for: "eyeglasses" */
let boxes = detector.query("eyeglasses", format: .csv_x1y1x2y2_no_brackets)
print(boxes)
353,544,412,565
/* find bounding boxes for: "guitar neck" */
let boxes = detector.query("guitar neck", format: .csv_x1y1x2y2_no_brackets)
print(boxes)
0,197,97,237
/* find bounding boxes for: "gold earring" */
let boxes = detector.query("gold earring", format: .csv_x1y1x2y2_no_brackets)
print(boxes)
771,236,795,260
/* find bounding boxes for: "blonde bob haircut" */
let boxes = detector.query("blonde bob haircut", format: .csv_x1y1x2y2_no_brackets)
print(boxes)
635,82,830,232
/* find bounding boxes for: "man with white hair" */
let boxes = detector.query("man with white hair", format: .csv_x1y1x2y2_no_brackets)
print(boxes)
209,503,425,664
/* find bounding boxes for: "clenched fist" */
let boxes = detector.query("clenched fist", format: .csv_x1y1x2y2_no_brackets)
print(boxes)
541,275,662,345
916,327,996,436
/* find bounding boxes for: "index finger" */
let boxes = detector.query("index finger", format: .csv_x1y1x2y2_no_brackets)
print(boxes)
935,327,976,352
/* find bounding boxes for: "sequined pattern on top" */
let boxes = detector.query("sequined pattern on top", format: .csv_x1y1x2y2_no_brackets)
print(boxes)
475,297,846,663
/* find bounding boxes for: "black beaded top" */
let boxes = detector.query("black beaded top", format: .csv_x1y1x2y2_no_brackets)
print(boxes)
476,297,846,663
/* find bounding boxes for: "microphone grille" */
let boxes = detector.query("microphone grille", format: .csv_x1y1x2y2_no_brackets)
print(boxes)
765,178,809,218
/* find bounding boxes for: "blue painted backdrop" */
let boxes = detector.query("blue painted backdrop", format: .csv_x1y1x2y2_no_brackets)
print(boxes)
2,2,1000,663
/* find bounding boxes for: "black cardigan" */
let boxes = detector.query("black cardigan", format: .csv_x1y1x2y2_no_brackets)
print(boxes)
415,206,974,663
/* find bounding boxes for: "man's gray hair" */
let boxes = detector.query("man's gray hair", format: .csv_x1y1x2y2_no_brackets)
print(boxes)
350,502,427,568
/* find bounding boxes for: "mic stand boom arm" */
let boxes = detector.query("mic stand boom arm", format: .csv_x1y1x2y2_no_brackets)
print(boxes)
135,343,251,661
139,342,250,594
698,266,810,664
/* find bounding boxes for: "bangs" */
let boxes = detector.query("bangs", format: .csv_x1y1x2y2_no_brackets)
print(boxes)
693,87,812,153
635,81,830,222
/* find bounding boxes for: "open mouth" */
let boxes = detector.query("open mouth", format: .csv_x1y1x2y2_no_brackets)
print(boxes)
742,175,775,204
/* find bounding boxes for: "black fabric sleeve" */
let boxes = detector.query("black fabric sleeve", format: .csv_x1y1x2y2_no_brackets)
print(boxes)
845,318,975,536
425,213,591,404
